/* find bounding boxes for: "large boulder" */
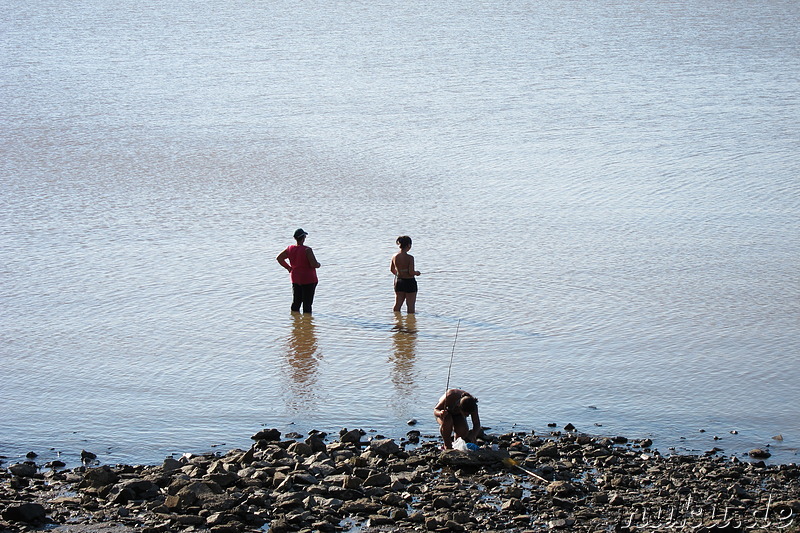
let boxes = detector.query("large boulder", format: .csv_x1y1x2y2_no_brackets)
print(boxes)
2,503,47,524
8,463,37,478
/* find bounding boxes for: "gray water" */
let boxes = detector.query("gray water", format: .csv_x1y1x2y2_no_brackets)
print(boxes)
2,0,799,467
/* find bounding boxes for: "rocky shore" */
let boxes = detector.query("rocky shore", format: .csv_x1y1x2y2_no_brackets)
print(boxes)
2,427,799,532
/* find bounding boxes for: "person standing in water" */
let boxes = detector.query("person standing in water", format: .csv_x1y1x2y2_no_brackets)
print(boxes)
277,228,321,314
434,388,481,449
390,235,421,313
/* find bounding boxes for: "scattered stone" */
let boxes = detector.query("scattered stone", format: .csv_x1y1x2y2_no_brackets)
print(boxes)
0,428,797,533
369,438,400,456
749,448,772,459
546,480,576,497
80,449,97,462
536,441,560,459
340,428,363,444
251,428,281,441
163,456,183,472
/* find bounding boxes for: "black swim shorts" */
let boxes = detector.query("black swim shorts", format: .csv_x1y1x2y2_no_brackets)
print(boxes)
394,277,418,293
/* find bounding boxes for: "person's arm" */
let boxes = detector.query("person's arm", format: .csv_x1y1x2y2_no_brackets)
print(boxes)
305,247,321,268
390,255,397,276
467,408,482,442
277,249,291,272
433,392,449,419
409,256,420,276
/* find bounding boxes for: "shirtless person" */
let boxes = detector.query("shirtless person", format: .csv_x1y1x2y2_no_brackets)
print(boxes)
434,388,481,449
390,235,421,313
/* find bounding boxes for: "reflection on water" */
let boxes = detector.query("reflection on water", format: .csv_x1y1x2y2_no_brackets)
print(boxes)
1,0,798,466
389,313,418,399
283,313,321,411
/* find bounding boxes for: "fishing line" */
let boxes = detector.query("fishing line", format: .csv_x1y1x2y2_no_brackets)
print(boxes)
444,318,461,392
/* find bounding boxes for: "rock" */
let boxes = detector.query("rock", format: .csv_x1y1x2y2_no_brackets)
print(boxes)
2,502,47,523
546,480,576,497
363,472,392,487
500,498,524,512
536,441,560,458
164,494,182,509
369,438,400,456
78,465,119,489
731,483,752,499
163,457,183,472
174,480,222,507
80,449,97,462
340,429,363,444
274,491,305,510
9,462,37,477
749,448,771,459
609,493,625,506
305,434,328,453
340,498,381,515
439,448,511,468
288,441,314,457
251,428,281,441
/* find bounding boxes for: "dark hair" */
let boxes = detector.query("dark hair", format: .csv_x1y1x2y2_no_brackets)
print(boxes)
460,395,478,414
396,235,412,248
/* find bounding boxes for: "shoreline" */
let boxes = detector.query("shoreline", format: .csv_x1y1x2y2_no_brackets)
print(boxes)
2,427,799,532
4,418,796,472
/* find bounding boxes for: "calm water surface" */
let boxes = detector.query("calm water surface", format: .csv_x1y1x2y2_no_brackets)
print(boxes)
1,0,799,466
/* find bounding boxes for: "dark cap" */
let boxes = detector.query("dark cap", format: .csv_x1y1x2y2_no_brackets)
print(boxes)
293,228,308,239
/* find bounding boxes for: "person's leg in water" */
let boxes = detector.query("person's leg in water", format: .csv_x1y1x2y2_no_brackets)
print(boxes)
405,292,417,314
301,283,317,314
291,283,303,312
393,291,407,313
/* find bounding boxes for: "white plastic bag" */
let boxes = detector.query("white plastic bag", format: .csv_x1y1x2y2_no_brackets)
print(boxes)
453,438,469,451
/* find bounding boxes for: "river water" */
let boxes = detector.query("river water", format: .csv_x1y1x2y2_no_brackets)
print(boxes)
2,0,799,466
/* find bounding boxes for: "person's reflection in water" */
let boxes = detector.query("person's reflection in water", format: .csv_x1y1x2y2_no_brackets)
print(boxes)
284,313,321,411
389,313,418,400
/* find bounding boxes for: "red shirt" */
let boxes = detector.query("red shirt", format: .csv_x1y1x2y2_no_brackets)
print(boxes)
286,244,318,284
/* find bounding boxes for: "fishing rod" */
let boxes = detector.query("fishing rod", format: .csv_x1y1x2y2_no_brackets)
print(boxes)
444,319,461,393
